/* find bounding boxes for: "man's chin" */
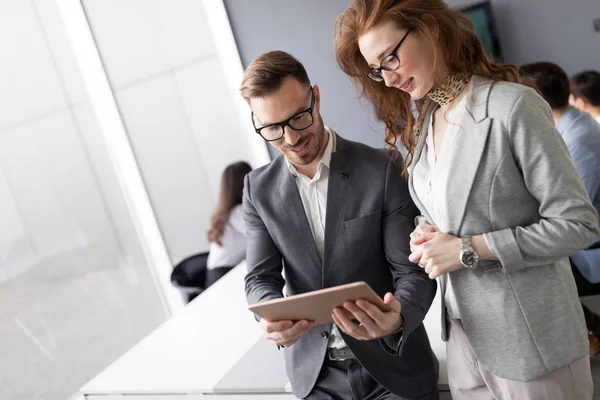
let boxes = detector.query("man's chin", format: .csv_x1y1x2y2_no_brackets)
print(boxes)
287,152,317,166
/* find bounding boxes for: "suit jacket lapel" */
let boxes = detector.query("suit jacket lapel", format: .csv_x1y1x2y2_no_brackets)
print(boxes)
278,162,322,271
323,132,352,282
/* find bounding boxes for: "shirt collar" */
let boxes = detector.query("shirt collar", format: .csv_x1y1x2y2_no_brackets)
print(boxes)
286,127,333,178
556,106,579,136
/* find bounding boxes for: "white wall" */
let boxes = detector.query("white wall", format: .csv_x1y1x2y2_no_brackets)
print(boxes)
225,0,599,155
82,0,265,264
450,0,600,74
0,1,168,399
1,0,266,399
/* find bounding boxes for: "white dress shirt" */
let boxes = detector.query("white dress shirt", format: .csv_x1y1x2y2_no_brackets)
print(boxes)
286,127,346,349
207,204,247,269
412,95,468,318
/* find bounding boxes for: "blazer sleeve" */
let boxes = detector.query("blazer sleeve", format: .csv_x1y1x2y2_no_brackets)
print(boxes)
243,174,285,307
483,90,600,273
378,156,437,355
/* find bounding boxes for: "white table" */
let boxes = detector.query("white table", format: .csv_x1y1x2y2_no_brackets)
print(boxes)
78,263,448,399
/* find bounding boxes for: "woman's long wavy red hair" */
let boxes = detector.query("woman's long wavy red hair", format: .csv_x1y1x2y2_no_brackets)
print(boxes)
334,0,523,175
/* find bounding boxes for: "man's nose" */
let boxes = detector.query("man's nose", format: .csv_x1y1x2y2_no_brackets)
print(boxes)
283,126,300,146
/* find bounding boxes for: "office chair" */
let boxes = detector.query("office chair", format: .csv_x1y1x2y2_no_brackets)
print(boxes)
170,252,209,303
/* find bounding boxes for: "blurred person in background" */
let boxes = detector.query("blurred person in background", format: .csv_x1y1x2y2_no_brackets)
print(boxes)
206,161,252,287
521,62,600,356
570,70,600,125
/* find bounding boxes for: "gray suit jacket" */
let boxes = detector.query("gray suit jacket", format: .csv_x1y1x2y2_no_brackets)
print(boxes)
244,133,438,399
408,75,600,382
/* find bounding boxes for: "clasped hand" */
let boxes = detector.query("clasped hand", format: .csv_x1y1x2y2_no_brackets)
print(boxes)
409,222,463,279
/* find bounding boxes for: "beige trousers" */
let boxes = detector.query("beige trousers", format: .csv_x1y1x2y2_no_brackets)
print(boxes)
447,318,593,400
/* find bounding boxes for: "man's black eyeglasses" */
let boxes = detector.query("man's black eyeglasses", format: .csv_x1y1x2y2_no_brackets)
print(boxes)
252,87,315,142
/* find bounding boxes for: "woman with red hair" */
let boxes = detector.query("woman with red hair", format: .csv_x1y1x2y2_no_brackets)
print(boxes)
334,1,599,398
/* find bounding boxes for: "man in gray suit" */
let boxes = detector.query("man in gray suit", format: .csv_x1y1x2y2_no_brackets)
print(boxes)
522,62,600,355
240,50,438,400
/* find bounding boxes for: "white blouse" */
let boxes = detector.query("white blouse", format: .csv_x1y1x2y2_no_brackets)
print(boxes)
207,204,247,269
412,94,468,318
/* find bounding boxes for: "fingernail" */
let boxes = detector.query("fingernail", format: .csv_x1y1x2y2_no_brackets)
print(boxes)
301,321,308,328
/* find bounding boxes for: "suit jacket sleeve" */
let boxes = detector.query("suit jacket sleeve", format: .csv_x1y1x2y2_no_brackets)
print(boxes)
483,90,600,273
378,156,437,355
243,174,285,308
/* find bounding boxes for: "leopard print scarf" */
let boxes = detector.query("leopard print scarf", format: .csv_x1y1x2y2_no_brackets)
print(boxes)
412,72,470,143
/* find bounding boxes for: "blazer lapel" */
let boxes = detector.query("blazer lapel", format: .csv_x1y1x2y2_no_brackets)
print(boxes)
322,133,352,282
444,77,495,234
278,162,322,271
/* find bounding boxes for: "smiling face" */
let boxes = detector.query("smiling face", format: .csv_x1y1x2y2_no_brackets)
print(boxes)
359,20,446,100
250,77,327,172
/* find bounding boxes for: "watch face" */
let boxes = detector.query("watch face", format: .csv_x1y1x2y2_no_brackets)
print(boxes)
461,250,479,267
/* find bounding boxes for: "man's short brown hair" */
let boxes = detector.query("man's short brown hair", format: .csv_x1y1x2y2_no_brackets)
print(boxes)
520,62,570,110
240,51,311,102
570,70,600,107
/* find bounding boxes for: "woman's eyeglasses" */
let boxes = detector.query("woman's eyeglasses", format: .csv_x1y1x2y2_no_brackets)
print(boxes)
367,29,411,82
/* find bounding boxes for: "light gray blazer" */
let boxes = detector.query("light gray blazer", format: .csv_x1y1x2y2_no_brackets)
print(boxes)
408,75,600,382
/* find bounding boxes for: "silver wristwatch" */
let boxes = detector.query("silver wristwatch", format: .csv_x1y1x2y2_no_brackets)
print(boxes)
459,236,480,269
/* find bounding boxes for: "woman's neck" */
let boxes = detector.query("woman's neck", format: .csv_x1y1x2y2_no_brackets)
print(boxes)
438,84,469,114
433,74,470,116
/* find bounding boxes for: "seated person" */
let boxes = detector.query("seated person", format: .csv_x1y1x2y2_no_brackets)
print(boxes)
570,70,600,125
521,62,600,355
206,161,252,287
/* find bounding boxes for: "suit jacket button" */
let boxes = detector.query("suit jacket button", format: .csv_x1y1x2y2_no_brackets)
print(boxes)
321,331,329,339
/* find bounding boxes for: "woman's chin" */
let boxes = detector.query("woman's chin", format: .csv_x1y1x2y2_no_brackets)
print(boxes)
410,91,425,101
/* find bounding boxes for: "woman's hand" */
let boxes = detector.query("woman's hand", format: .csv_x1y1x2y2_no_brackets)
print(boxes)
410,231,463,279
409,222,439,264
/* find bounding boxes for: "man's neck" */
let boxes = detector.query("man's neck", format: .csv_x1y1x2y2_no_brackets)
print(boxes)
589,106,600,120
552,106,570,125
294,160,320,179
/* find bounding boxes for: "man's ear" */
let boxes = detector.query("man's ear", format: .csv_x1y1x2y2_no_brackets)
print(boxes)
313,84,321,112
